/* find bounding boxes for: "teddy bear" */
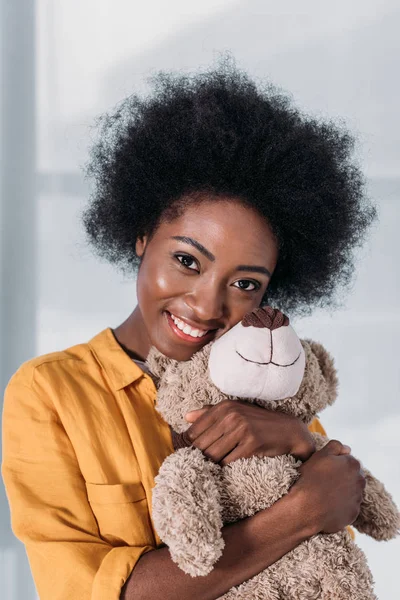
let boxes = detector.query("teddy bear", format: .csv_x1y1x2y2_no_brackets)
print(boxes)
146,306,400,599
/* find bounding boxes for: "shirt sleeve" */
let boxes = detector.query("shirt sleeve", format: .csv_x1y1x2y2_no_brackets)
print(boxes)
1,365,154,600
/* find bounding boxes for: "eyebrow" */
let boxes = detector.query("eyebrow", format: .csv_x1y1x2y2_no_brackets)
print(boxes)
171,236,272,278
236,265,272,278
171,236,215,261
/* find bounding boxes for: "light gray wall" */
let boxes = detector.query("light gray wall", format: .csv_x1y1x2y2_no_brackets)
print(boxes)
1,1,399,598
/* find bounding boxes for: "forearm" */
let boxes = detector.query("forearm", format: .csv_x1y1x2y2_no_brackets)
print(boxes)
121,487,315,600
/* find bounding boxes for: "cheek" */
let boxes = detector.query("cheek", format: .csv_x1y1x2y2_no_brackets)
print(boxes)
137,259,186,307
150,271,170,295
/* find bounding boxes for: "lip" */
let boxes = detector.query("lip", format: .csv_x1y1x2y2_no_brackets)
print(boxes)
164,311,216,344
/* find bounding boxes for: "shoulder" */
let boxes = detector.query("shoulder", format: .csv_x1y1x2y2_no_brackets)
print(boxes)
3,331,109,413
6,340,93,389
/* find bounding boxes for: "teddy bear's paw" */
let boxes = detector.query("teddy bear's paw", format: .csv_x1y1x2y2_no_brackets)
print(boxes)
152,447,225,575
220,455,300,522
353,468,400,541
169,535,225,578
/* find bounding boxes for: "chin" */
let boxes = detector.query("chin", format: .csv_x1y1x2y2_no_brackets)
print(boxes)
164,346,197,362
147,335,182,361
151,337,202,362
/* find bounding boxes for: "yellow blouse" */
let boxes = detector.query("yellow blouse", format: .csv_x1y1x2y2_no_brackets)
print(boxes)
1,327,349,600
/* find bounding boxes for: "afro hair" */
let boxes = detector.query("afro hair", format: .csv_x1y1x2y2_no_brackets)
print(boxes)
82,53,377,316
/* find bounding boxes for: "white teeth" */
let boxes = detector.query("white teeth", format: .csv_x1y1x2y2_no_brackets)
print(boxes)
197,330,208,337
170,313,209,338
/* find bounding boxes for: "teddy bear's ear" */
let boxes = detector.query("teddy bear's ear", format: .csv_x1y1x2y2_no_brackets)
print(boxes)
303,339,338,407
146,346,176,380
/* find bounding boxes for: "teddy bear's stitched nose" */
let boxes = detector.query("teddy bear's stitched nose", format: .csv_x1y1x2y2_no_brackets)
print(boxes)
241,306,289,329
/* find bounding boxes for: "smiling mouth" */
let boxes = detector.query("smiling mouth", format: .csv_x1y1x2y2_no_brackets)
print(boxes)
165,311,217,344
235,350,302,367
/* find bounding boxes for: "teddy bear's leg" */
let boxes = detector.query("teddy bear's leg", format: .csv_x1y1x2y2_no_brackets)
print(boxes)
250,531,376,600
353,467,400,541
152,446,225,577
319,565,377,600
272,543,325,599
309,531,377,600
215,542,324,600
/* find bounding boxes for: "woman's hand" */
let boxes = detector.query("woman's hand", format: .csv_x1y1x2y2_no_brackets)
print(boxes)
289,439,366,535
184,399,316,466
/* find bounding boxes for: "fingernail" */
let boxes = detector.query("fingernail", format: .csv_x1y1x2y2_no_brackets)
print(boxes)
342,445,352,453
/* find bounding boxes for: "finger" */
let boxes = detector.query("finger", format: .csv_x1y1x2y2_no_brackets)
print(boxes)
185,405,213,423
220,441,250,466
339,444,352,455
195,431,228,462
185,407,220,443
191,425,226,453
318,439,345,456
292,438,316,462
202,430,244,464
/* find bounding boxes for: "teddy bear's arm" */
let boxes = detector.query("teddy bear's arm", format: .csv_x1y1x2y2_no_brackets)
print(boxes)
352,467,400,540
152,446,225,577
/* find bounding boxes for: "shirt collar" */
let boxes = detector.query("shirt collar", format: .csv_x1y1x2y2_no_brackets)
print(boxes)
87,327,147,391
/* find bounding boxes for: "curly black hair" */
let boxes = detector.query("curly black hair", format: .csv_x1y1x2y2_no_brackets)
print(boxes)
82,53,377,316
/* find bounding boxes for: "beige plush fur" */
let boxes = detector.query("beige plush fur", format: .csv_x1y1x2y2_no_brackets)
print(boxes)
147,335,399,599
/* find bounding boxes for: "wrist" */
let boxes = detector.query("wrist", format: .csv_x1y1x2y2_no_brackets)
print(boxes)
285,483,321,539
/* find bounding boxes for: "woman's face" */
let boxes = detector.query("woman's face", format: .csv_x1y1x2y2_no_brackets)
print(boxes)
135,197,278,361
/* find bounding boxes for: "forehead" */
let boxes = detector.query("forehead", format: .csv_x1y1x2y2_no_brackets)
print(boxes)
156,198,278,265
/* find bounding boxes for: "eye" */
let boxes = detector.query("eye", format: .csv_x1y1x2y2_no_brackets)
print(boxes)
174,253,199,272
232,280,261,292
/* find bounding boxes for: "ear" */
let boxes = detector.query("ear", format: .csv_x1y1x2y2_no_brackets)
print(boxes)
135,235,148,258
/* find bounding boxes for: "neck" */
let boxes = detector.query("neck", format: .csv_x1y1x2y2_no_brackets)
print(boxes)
113,306,151,362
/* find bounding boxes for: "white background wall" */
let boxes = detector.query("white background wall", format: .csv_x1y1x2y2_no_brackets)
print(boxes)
1,1,399,598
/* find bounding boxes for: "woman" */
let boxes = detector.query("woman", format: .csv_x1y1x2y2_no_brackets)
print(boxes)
2,56,374,600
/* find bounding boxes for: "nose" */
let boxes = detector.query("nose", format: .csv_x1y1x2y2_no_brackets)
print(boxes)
242,306,289,329
184,279,226,324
